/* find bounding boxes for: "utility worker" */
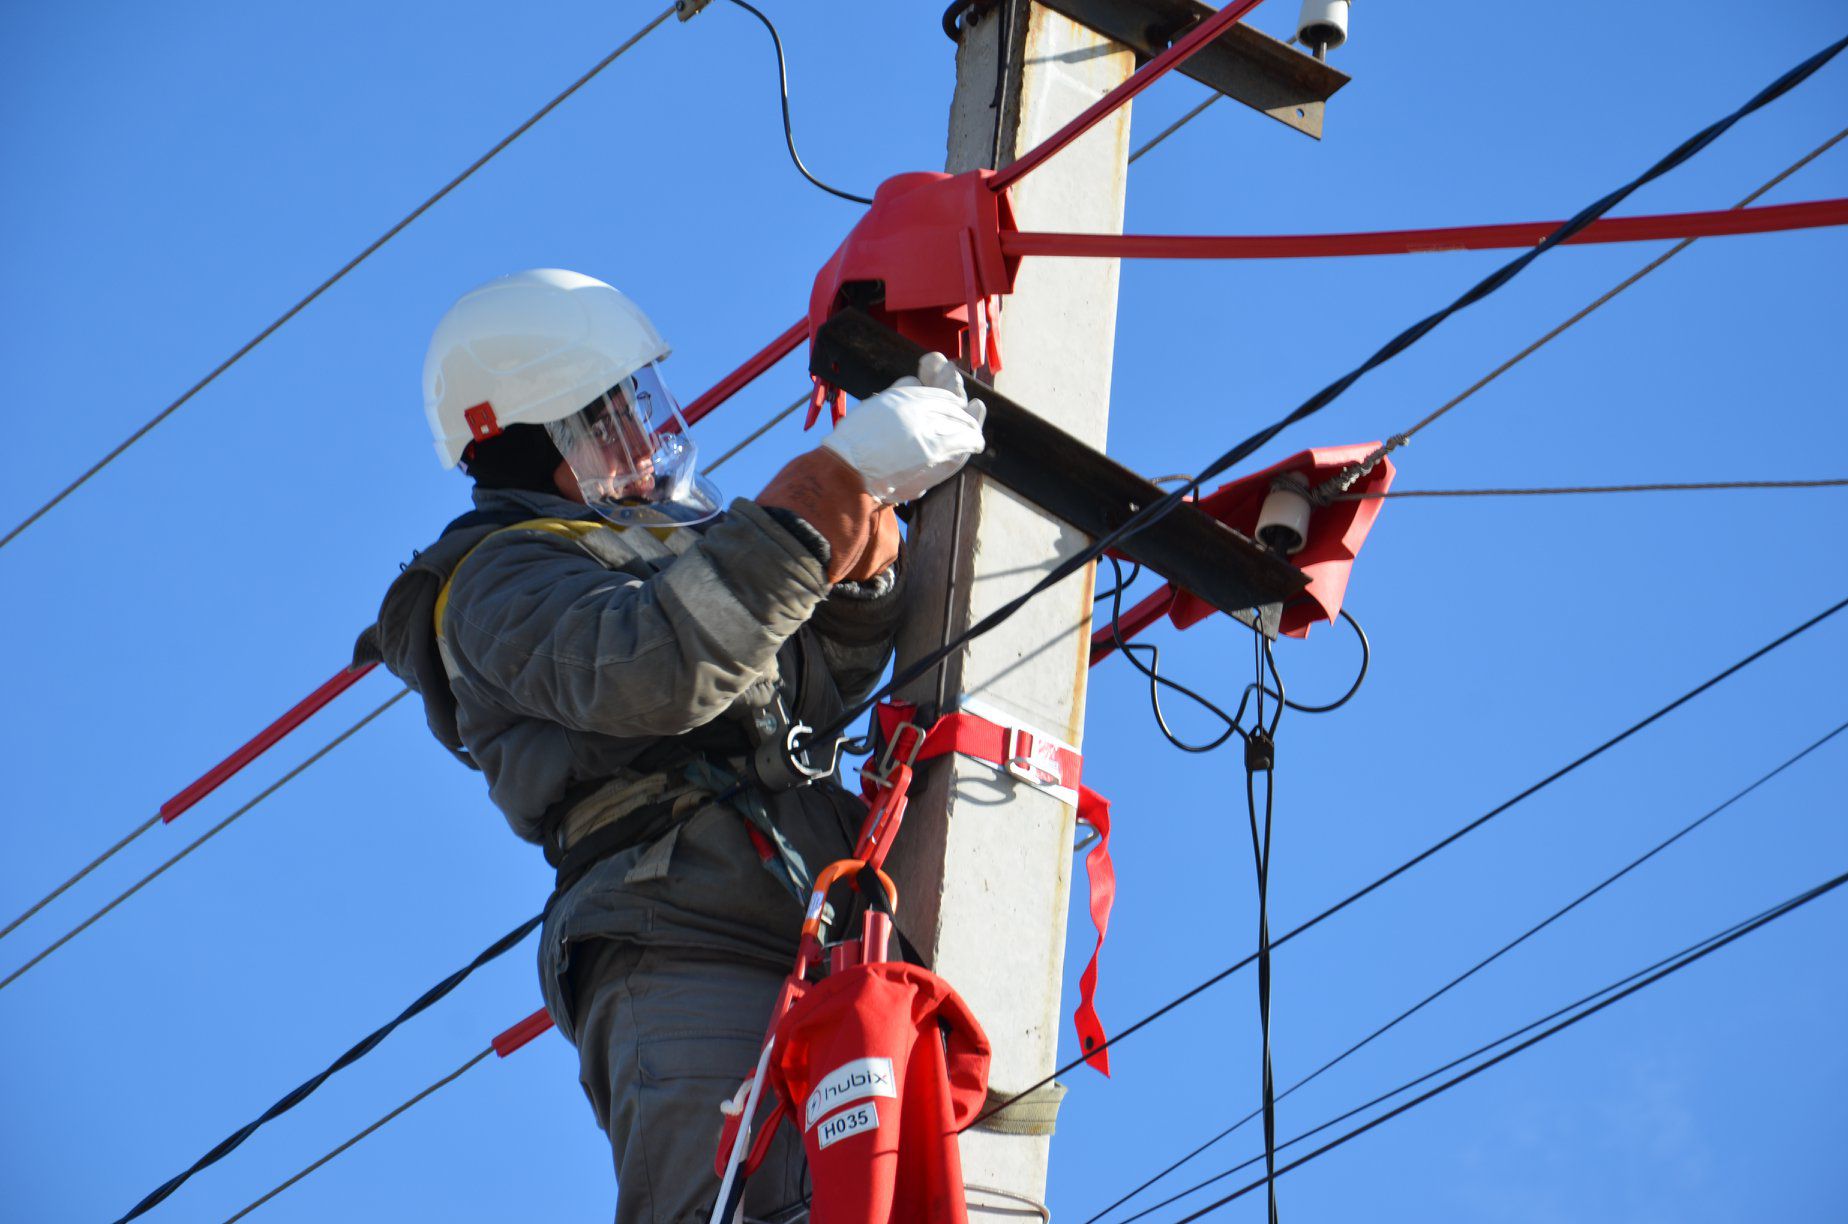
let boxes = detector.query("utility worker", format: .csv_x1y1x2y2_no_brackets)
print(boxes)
359,268,984,1223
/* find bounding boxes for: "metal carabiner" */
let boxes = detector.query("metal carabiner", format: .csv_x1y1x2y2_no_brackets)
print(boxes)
751,721,845,792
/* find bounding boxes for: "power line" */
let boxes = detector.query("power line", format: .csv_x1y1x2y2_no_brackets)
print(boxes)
806,34,1848,754
704,393,810,473
0,813,158,944
1112,879,1833,1222
221,1046,495,1224
1129,94,1222,164
0,690,408,994
0,5,678,555
1317,122,1848,498
1342,477,1848,499
2,387,798,964
1086,716,1848,1223
1168,866,1848,1220
110,913,543,1223
968,593,1847,1131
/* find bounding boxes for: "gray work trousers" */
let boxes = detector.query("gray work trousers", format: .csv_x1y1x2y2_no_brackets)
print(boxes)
572,939,810,1224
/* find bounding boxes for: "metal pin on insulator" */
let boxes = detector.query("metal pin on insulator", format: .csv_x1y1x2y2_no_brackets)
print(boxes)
1297,0,1351,59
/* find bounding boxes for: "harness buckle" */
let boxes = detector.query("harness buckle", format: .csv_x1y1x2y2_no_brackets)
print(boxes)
1004,726,1063,789
863,719,929,791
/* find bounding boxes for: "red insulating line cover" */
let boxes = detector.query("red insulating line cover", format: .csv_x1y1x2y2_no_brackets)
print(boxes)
991,0,1269,190
493,1008,555,1058
679,317,809,427
157,663,378,824
1003,198,1848,261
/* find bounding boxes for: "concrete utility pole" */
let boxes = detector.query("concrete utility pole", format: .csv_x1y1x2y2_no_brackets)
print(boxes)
887,3,1134,1213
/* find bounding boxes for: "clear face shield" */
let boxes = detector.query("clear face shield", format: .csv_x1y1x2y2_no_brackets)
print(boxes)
544,362,721,527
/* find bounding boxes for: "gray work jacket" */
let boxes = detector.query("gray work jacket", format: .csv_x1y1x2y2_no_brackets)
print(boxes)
360,485,904,1040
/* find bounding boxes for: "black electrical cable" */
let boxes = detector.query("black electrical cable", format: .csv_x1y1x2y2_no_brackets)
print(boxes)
802,34,1848,754
1094,557,1144,604
110,912,542,1223
723,0,874,205
1269,608,1369,715
1110,880,1831,1223
1169,866,1848,1220
963,593,1848,1132
1086,716,1848,1223
0,690,410,994
941,0,1002,43
1243,627,1282,1224
1103,557,1247,753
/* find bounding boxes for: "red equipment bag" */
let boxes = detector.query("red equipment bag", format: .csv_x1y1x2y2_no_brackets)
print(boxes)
766,961,992,1224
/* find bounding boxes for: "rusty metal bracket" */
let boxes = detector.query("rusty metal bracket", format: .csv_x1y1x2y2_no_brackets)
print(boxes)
1039,0,1349,139
811,309,1307,625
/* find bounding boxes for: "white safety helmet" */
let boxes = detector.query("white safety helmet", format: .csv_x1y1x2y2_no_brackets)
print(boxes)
423,268,720,526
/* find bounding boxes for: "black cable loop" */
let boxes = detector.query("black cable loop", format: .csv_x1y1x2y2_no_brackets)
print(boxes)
1103,556,1246,753
1249,607,1370,715
723,0,874,204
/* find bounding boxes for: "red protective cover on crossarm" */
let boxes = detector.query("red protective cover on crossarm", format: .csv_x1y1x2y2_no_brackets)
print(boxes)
1170,443,1395,638
768,962,991,1224
808,170,1020,422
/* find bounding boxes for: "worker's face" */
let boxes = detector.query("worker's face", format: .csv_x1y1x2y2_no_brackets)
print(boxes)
546,383,661,505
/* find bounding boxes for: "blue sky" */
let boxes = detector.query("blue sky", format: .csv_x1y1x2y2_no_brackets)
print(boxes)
2,3,1844,1221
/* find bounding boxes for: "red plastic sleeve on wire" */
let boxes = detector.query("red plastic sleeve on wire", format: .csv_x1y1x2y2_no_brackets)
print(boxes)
492,1008,555,1057
679,317,808,427
157,663,377,824
1002,198,1848,261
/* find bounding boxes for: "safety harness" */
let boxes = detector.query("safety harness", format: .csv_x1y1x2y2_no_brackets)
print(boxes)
428,512,1120,1218
427,512,833,903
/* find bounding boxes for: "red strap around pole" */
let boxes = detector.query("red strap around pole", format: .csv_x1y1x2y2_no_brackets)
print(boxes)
869,703,1114,1073
1001,197,1848,261
157,663,377,824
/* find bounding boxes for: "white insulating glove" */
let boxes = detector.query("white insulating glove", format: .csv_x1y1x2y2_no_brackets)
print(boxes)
822,352,987,504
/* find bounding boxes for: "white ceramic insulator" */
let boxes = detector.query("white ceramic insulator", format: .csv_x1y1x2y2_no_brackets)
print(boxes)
1297,0,1350,52
1257,484,1313,555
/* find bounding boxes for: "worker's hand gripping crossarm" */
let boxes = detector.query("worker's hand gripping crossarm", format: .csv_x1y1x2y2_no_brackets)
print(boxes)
823,352,987,504
758,353,986,582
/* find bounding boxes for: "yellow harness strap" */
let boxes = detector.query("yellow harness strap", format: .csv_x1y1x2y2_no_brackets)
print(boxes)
432,517,678,640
